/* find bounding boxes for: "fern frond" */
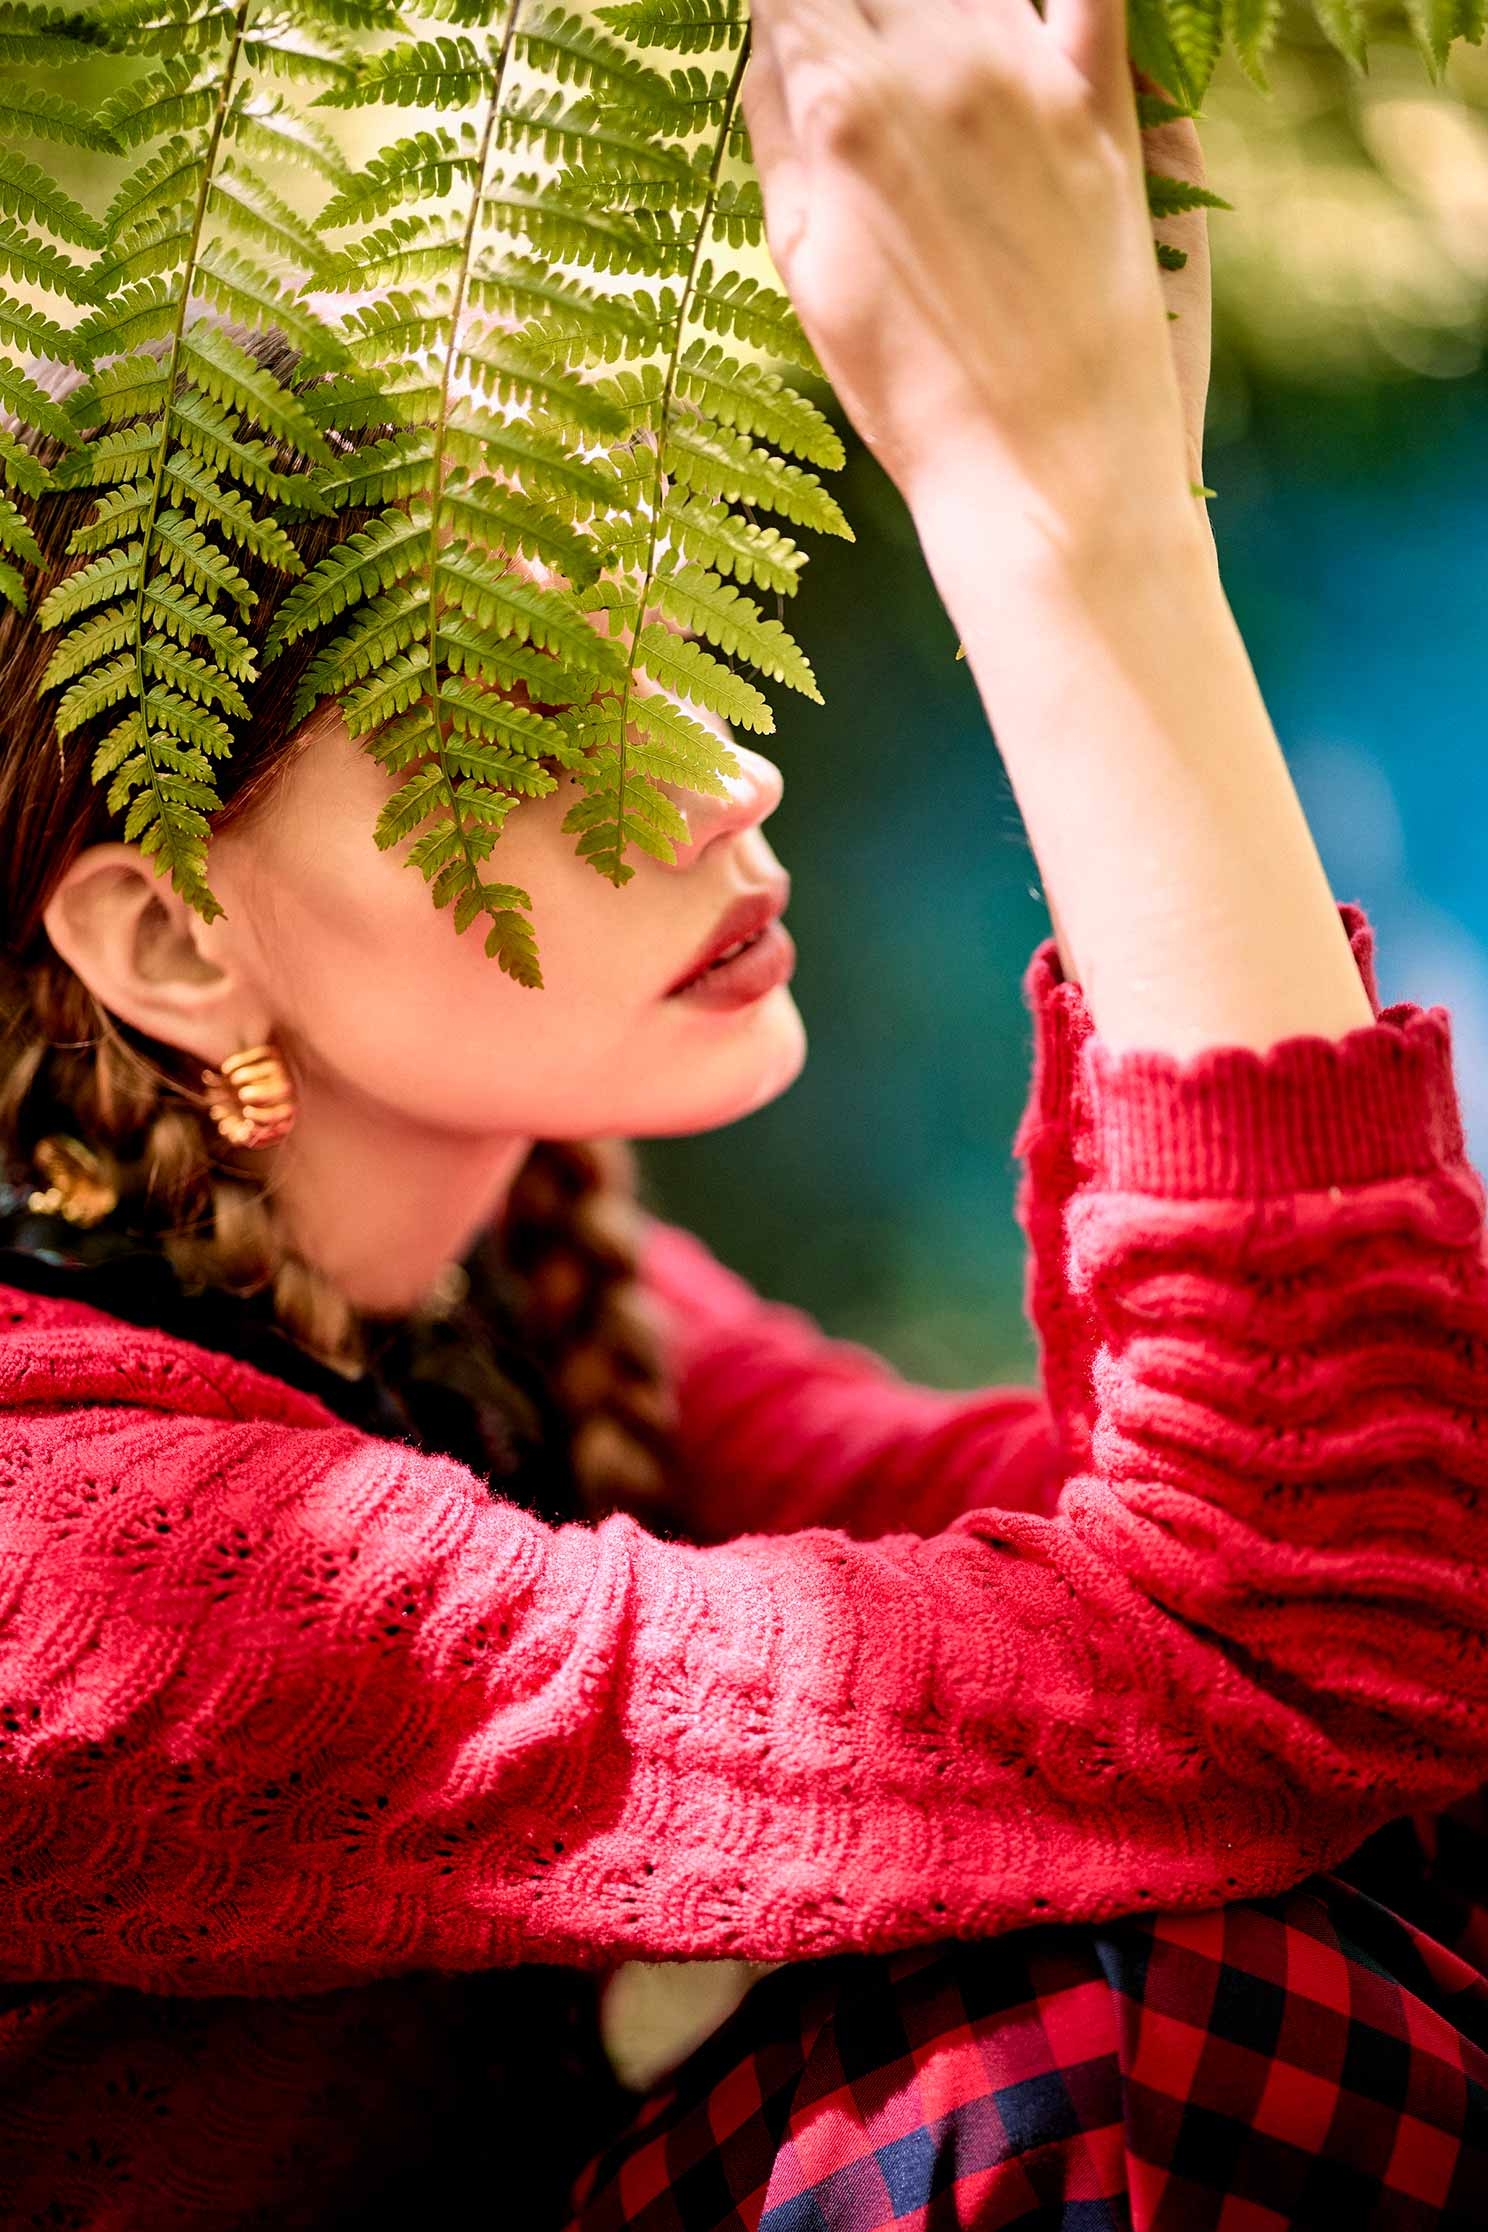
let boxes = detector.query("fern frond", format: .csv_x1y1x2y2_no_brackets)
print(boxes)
654,564,819,699
319,129,481,228
664,421,852,538
652,490,804,594
32,0,345,908
0,213,94,300
690,261,823,374
1221,0,1282,86
97,57,221,148
315,34,485,108
0,286,76,362
673,342,843,468
226,90,351,179
0,355,79,445
595,0,748,56
0,147,101,248
0,80,115,149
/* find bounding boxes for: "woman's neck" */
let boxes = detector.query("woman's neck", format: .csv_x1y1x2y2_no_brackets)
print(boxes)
266,1073,533,1320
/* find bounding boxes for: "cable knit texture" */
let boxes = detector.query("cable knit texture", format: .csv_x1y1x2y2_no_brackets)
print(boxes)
4,913,1488,2226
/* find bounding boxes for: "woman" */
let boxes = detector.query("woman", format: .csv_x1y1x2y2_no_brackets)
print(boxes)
1,0,1486,2225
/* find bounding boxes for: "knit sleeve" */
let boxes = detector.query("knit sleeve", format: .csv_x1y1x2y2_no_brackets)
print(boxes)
1013,901,1387,1476
6,994,1488,1999
639,1216,1060,1542
640,907,1383,1545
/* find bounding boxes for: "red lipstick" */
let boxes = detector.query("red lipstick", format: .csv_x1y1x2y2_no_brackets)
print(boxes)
665,875,794,1006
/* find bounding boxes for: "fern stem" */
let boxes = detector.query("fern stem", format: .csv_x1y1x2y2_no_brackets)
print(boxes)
420,0,526,924
128,0,254,906
602,23,752,883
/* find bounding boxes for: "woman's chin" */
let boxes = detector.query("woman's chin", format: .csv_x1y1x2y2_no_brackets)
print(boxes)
642,990,807,1138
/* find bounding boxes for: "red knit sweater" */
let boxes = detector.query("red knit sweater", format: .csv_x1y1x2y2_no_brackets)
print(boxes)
4,914,1488,2227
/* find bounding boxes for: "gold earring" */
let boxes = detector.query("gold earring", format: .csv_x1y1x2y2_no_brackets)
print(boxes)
202,1043,297,1149
27,1135,120,1229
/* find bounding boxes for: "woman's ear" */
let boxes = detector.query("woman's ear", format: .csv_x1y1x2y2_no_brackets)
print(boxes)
41,844,267,1067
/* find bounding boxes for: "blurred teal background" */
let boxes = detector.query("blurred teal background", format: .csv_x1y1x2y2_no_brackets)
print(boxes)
641,110,1488,1388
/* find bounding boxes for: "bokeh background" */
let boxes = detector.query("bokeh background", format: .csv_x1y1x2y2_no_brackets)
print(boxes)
643,18,1488,1388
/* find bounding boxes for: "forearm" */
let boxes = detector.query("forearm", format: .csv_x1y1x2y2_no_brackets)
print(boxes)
908,459,1374,1057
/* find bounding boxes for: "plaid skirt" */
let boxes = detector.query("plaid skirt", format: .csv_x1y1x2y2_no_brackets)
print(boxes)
570,1846,1488,2231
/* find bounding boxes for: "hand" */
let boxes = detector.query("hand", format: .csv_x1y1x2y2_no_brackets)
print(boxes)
743,0,1204,540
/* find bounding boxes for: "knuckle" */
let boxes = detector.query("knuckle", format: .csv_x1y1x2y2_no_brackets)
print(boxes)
806,61,896,161
925,53,1012,133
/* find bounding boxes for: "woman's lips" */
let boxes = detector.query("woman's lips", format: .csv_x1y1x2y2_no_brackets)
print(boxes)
665,874,792,995
665,919,796,1010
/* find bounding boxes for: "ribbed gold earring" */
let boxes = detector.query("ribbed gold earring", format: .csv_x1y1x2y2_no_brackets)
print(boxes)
27,1135,120,1228
202,1043,297,1149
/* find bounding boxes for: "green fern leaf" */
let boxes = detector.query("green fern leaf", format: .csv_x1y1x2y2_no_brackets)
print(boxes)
1222,0,1283,87
1146,170,1233,218
150,509,256,613
97,57,219,148
632,620,772,733
55,652,137,738
0,287,76,362
690,261,823,374
674,343,844,469
318,128,481,227
179,325,336,463
0,354,80,445
0,0,107,64
515,7,678,109
595,0,747,55
0,147,101,248
265,512,433,651
76,276,180,359
192,242,343,363
207,164,328,268
664,422,853,539
0,213,93,302
654,564,820,699
240,23,356,87
226,90,352,181
1402,0,1459,72
0,80,115,149
93,213,192,295
0,491,42,566
143,636,251,717
482,176,672,273
439,474,606,585
66,481,149,554
657,490,805,595
163,449,305,570
83,354,171,427
315,35,485,109
1165,0,1224,99
103,135,201,238
1309,0,1371,65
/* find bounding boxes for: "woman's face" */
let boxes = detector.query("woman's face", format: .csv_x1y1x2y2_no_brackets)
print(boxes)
202,708,808,1143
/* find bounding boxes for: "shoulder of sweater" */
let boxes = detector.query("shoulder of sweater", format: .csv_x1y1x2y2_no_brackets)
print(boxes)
0,1281,342,1431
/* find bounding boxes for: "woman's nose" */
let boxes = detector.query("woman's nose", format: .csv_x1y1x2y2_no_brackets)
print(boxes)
660,742,784,867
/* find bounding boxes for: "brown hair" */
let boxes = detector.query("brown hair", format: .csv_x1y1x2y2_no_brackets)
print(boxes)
0,345,680,1525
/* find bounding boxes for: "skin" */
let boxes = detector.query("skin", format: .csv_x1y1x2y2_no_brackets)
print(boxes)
42,0,1367,1322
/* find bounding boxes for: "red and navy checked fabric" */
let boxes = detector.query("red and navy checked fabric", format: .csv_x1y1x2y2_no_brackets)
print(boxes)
569,1842,1488,2231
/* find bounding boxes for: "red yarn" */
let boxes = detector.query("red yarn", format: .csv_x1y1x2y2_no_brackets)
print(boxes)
4,912,1488,2224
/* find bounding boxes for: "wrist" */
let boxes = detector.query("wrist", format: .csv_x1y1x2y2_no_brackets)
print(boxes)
902,432,1214,614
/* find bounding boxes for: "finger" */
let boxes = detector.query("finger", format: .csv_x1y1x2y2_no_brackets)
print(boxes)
739,22,794,182
1043,0,1131,115
861,0,1044,68
746,0,879,135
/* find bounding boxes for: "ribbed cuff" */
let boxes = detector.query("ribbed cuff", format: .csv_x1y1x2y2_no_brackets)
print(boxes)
1021,903,1467,1199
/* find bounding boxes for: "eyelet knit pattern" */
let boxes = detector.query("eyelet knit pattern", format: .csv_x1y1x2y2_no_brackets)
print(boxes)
3,915,1488,2226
